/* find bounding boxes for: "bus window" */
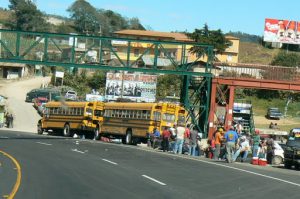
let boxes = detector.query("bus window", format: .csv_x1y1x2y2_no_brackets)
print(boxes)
86,108,93,116
94,110,103,117
153,111,161,121
177,115,186,125
162,113,175,122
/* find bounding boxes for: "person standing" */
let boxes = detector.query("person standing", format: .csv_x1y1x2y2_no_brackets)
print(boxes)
9,113,14,128
184,124,191,155
162,126,171,152
266,135,275,164
174,124,185,154
236,122,243,135
189,126,199,156
224,126,239,163
252,129,261,158
214,128,223,160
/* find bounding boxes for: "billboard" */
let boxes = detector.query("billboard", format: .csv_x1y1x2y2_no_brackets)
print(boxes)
105,73,157,102
264,18,300,44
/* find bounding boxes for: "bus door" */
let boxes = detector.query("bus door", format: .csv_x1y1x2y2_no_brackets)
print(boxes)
85,107,94,128
153,110,161,132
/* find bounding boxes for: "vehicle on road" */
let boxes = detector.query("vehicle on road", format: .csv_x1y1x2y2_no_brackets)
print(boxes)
284,139,300,170
273,142,285,165
266,107,282,120
37,101,104,139
101,102,186,145
26,88,60,102
64,90,77,101
33,97,48,109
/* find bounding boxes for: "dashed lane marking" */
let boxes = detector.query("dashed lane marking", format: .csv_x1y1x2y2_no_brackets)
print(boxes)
0,150,22,199
142,175,166,186
0,136,9,139
36,142,52,146
102,159,118,165
71,149,85,154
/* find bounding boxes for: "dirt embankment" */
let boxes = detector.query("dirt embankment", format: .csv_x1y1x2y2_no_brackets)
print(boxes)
0,77,50,133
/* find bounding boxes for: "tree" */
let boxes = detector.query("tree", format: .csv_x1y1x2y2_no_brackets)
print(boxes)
128,17,145,30
271,51,300,67
7,0,49,31
187,24,231,57
67,0,99,34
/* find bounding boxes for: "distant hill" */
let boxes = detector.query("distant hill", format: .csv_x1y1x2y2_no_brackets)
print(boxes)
227,31,262,43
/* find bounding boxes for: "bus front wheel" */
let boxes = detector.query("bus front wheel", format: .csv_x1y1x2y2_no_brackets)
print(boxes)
125,130,132,145
63,124,71,137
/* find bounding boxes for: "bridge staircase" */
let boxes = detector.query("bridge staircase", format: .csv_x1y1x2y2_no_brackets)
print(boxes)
233,100,255,135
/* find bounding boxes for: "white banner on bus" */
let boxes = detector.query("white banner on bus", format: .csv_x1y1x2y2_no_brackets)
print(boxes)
105,73,157,102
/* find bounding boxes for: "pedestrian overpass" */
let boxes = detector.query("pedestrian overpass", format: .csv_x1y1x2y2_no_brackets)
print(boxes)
0,28,214,136
1,29,300,138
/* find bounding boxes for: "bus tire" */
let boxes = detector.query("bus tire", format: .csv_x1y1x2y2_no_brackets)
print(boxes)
94,126,100,140
37,121,43,135
63,124,71,137
125,130,133,145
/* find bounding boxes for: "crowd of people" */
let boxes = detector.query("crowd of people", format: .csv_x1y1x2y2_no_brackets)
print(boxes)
149,123,278,165
149,123,202,156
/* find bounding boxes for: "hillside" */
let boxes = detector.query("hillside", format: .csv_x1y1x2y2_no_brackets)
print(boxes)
238,42,281,64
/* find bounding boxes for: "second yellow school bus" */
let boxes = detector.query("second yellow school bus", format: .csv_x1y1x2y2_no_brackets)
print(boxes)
101,102,186,144
37,101,104,138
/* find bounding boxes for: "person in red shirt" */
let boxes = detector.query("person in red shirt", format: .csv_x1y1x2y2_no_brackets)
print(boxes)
162,126,171,152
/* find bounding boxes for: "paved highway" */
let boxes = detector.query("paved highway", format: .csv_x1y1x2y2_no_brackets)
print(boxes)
0,130,299,199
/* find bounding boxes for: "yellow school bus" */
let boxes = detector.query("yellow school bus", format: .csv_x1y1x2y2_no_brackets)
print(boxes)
37,101,104,138
101,102,184,144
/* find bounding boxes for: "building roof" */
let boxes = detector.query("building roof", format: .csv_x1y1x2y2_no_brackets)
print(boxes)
0,62,26,68
114,30,193,42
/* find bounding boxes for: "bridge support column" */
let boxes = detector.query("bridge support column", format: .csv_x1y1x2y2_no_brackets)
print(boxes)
224,86,235,130
208,81,217,139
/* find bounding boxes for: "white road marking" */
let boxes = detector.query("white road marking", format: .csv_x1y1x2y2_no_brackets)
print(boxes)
36,142,52,146
185,156,300,187
102,159,118,165
0,136,9,139
142,175,166,186
71,149,85,154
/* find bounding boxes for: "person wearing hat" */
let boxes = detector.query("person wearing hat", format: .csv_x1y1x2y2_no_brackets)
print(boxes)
224,126,239,163
232,135,250,162
213,127,223,160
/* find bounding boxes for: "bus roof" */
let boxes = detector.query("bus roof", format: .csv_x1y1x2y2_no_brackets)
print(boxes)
46,101,104,108
104,102,156,110
104,102,182,110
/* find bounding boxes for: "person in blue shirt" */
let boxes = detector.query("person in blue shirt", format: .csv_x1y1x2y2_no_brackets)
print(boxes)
152,128,161,149
224,126,239,163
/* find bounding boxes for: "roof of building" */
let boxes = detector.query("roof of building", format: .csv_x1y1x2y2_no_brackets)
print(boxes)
115,30,240,42
0,62,26,68
114,30,193,42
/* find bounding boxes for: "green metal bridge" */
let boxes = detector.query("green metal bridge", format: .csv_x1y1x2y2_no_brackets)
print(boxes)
0,29,214,137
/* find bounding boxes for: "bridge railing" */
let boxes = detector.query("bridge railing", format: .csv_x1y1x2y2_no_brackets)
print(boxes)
214,62,300,82
0,29,214,76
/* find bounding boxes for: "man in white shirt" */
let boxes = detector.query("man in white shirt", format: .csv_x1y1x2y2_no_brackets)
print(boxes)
173,124,185,154
232,136,250,162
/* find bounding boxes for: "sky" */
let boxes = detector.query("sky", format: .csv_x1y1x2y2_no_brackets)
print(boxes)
0,0,299,36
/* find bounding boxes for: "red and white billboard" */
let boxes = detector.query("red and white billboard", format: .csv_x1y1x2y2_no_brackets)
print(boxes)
264,18,300,44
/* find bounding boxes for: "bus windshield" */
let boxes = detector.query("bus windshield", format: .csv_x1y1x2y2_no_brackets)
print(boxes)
177,115,185,125
162,113,175,122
